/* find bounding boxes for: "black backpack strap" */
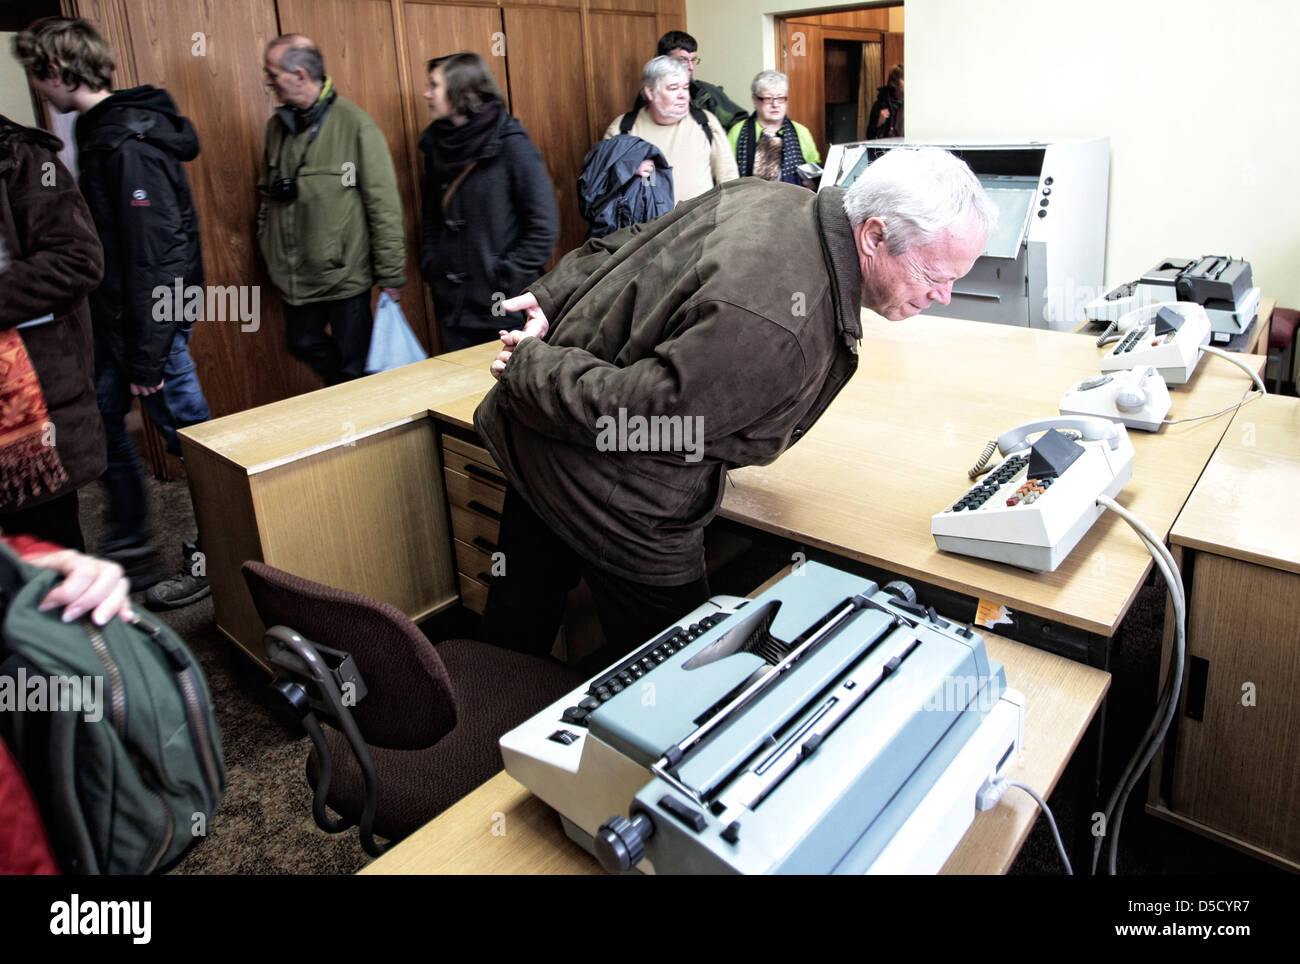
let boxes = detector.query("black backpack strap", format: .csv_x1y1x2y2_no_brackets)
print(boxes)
690,106,714,145
619,110,637,134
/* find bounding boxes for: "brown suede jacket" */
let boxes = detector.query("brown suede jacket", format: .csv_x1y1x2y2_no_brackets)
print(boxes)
474,179,862,585
0,115,106,510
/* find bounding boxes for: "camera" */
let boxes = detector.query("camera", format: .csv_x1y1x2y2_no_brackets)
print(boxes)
267,176,298,202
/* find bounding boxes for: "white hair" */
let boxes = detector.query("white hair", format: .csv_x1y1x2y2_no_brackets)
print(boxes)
642,55,689,94
842,146,998,255
751,69,788,98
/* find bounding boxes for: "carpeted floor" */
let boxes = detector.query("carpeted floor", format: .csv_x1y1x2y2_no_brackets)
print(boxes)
86,469,1282,877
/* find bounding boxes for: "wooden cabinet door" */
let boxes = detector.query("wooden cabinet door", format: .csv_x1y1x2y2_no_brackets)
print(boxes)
585,11,662,146
502,4,590,263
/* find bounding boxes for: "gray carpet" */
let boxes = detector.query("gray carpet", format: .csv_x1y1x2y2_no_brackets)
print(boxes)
82,469,1280,876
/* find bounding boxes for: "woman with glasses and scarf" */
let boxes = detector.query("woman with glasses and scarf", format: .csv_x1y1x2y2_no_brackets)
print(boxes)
728,70,820,188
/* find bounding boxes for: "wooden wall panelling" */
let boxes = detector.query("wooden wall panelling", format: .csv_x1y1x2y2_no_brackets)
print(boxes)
588,0,657,12
400,1,508,352
780,19,824,159
795,8,891,30
585,10,660,146
883,30,904,77
502,4,590,262
69,0,139,87
655,0,686,40
276,0,431,352
114,0,322,420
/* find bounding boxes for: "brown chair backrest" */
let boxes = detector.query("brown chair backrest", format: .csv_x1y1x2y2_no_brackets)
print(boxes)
241,562,457,750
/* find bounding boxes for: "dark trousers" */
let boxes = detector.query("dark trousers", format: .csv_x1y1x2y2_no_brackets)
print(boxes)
480,489,711,661
283,292,373,385
96,326,211,555
0,491,84,552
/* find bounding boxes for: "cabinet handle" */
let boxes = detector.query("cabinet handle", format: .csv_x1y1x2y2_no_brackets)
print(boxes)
468,500,502,521
475,571,491,582
463,462,506,488
1185,656,1209,721
473,536,499,553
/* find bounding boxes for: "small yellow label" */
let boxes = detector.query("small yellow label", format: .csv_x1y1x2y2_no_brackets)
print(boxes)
975,598,1011,627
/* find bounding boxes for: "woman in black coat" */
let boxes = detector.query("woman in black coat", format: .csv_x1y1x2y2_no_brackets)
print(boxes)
866,64,904,140
419,53,559,352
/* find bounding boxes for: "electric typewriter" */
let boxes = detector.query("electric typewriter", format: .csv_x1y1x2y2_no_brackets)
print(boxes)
500,561,1024,874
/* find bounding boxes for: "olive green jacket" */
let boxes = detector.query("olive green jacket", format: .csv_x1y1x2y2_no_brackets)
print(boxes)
258,90,406,305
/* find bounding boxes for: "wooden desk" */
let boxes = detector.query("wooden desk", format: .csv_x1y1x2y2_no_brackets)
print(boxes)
179,357,495,666
718,314,1263,653
182,316,1262,665
1072,297,1275,358
1147,394,1300,870
361,631,1108,874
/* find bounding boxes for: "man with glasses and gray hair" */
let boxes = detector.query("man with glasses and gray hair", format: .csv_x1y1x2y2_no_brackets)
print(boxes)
476,148,996,660
606,56,738,206
259,34,406,386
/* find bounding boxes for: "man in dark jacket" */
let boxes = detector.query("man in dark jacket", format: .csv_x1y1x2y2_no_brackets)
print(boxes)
477,147,995,658
0,114,106,551
17,17,212,608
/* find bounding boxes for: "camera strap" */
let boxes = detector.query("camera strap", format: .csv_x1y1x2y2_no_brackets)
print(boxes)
274,92,337,181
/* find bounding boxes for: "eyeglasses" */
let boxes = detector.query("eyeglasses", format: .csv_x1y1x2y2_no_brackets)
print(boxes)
674,55,701,67
756,95,788,105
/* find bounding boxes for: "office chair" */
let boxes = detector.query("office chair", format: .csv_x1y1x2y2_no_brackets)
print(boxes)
241,562,582,854
1268,307,1299,395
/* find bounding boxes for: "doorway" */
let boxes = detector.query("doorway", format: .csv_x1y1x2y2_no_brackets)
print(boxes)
775,4,904,158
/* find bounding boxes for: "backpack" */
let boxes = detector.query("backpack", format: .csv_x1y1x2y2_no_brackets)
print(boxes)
0,544,225,874
620,105,714,144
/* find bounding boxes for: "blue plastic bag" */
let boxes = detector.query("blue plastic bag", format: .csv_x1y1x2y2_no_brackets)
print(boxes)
365,293,428,373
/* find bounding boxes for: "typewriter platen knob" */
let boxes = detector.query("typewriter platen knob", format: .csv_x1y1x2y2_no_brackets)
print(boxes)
593,813,654,873
883,580,918,606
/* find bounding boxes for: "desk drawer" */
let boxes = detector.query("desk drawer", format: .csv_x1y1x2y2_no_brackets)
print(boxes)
458,572,489,615
443,465,506,517
441,435,505,489
454,538,495,584
450,504,501,555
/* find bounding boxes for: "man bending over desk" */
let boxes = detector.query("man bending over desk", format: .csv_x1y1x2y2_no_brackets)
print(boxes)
474,148,995,658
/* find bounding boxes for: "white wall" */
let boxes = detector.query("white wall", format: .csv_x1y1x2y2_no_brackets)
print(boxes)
690,0,1300,308
1,33,37,127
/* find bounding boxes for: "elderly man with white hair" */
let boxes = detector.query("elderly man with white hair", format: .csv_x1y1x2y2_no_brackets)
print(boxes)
729,69,820,186
604,55,738,206
474,148,996,661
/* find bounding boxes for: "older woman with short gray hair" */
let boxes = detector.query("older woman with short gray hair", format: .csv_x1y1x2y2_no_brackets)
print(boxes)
728,69,820,186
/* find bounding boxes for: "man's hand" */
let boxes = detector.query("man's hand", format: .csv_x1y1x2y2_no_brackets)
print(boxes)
31,550,133,626
491,292,550,380
878,107,890,124
381,286,404,303
130,380,164,396
635,159,655,178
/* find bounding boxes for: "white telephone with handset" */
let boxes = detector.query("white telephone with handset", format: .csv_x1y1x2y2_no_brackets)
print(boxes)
1100,301,1210,385
1059,365,1171,432
931,416,1134,572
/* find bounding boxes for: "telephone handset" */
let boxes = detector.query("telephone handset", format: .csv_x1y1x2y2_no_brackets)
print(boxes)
933,417,1135,572
996,416,1122,457
1058,367,1172,433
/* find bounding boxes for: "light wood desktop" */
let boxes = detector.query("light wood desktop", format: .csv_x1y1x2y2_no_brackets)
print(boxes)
361,631,1109,875
1147,394,1300,870
714,313,1264,654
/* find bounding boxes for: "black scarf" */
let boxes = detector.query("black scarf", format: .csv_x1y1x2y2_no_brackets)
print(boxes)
734,115,803,185
428,101,502,183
